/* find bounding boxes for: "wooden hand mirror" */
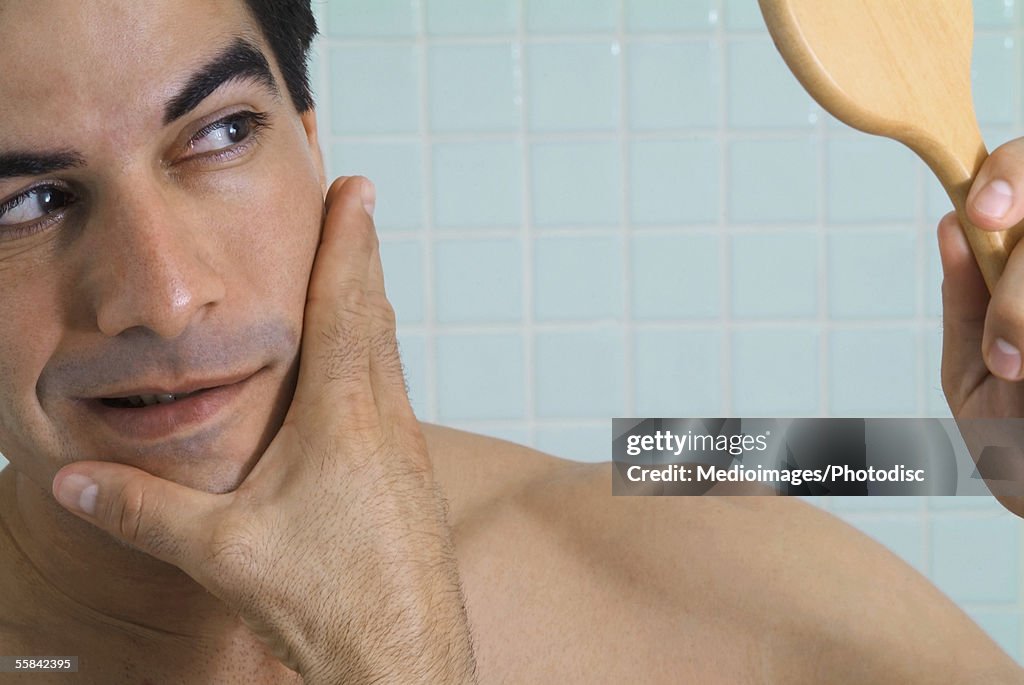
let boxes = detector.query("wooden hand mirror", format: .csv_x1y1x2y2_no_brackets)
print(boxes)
759,0,1024,292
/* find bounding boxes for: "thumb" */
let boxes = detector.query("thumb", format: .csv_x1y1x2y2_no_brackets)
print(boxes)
52,462,214,569
937,211,991,409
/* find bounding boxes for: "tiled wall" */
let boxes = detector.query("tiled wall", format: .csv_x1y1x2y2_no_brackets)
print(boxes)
313,0,1024,662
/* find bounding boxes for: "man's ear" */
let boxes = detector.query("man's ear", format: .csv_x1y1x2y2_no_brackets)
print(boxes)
299,109,327,195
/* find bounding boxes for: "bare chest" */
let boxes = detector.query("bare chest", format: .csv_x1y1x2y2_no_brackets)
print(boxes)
0,630,301,685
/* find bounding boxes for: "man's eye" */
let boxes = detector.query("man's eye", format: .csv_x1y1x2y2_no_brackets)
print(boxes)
188,111,267,156
0,186,74,227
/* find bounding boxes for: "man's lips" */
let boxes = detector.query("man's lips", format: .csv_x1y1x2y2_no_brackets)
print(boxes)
88,370,257,402
82,369,261,442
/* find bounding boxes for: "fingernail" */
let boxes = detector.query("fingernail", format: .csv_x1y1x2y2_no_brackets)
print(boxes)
991,337,1021,380
973,179,1013,220
54,473,98,516
361,179,376,217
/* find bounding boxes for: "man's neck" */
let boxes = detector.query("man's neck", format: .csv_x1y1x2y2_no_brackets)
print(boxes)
0,466,253,643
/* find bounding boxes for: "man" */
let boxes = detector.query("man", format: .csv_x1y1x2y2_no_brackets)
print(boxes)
0,1,1021,682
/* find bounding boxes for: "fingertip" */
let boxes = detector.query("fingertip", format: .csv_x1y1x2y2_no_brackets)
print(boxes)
987,336,1023,381
324,175,354,208
937,212,970,270
325,175,377,217
966,138,1024,229
967,177,1016,229
52,470,98,516
359,177,376,217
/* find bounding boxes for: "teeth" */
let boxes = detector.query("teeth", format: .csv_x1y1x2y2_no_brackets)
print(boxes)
103,389,200,408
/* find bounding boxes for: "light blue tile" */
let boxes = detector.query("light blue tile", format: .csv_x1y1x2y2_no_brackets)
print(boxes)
535,424,610,462
975,0,1017,27
930,515,1020,602
732,329,820,415
630,139,719,225
800,495,832,512
827,138,917,222
731,232,818,318
925,328,951,418
728,38,817,128
838,516,926,575
628,40,718,130
531,141,621,227
534,235,623,320
435,238,522,323
0,453,7,470
725,0,767,30
436,334,525,420
626,0,718,31
450,424,531,447
426,0,518,35
535,329,626,418
829,329,918,415
831,496,922,511
396,333,430,420
930,496,1010,511
982,125,1016,156
827,229,916,319
328,45,420,134
527,43,620,131
966,611,1021,663
330,142,423,231
380,240,424,324
972,35,1016,126
729,138,819,223
433,141,522,228
634,329,723,416
325,0,417,37
631,233,720,319
429,44,519,132
525,0,617,33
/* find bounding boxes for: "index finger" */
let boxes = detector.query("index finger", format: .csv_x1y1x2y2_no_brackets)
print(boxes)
291,176,380,430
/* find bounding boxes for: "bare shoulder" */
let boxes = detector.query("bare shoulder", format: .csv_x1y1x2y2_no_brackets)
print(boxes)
419,421,580,524
441,449,1022,684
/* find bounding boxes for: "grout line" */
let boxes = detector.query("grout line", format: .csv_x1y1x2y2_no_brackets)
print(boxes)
618,0,634,420
412,0,439,423
816,99,827,419
387,319,949,336
517,0,537,447
323,25,1017,49
323,127,843,143
716,0,731,417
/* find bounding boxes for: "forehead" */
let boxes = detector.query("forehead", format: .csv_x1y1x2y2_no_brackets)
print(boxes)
0,0,261,145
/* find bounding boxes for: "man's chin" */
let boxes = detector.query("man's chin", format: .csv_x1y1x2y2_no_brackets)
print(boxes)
93,430,271,495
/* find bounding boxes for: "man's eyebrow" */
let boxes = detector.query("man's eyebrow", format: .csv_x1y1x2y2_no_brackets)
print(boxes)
0,151,85,181
163,37,280,126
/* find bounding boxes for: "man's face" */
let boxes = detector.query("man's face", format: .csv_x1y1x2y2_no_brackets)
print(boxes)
0,0,325,493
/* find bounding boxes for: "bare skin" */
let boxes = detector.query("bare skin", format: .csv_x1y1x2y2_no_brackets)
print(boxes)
0,1,1022,683
2,425,1022,683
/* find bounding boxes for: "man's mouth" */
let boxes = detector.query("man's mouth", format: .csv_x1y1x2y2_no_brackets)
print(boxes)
85,371,260,441
100,389,204,408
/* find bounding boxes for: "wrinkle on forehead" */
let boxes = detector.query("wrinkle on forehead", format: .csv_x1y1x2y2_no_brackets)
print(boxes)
0,0,262,155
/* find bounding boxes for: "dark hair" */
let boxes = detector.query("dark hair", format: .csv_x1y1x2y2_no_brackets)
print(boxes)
242,0,318,112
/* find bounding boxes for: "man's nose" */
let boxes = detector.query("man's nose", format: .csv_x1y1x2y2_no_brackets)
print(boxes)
81,183,226,340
